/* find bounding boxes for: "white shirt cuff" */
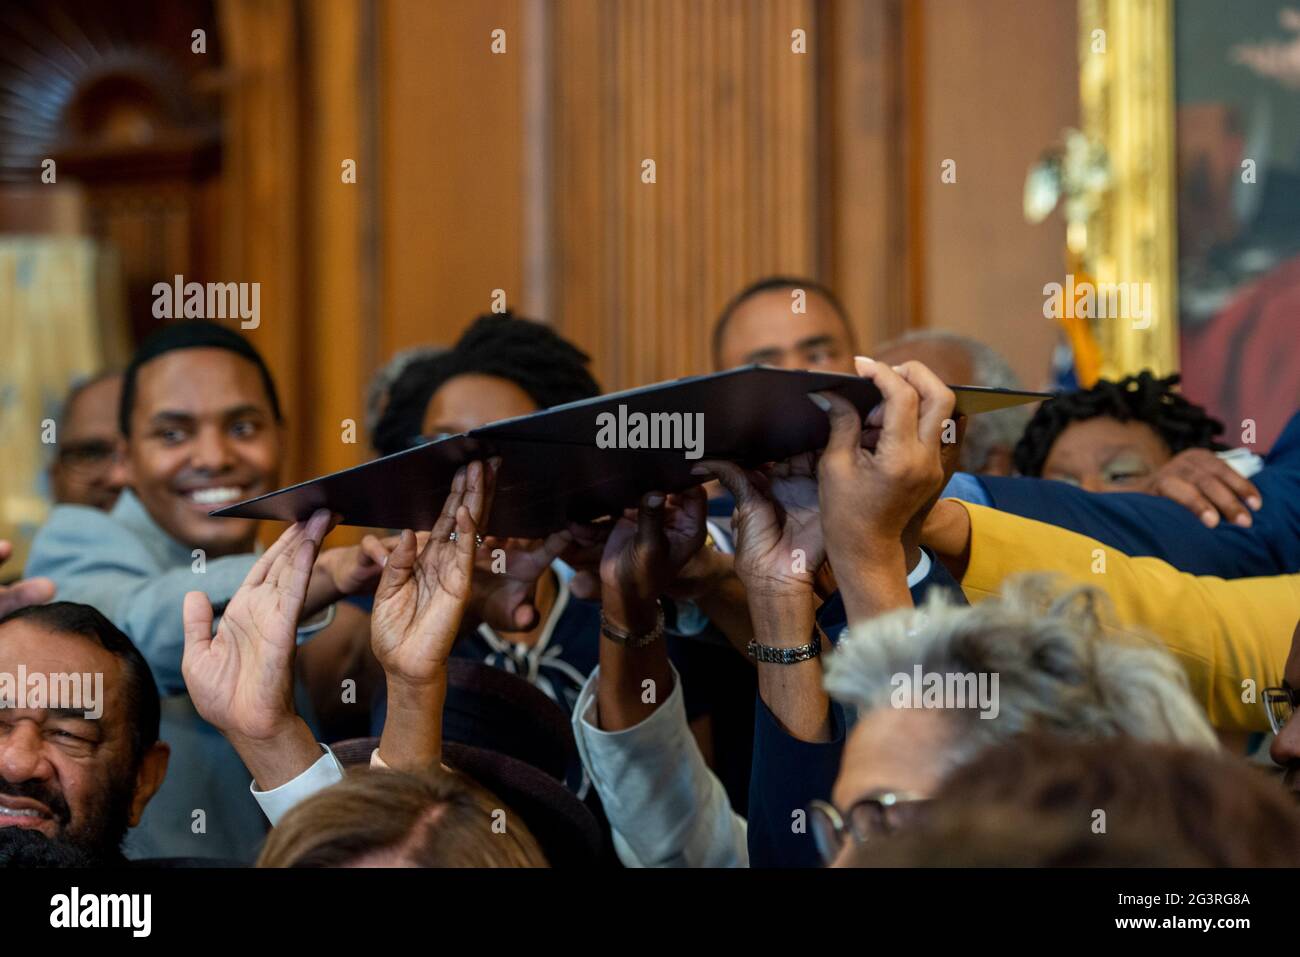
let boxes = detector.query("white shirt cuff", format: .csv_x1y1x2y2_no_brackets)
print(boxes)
906,548,933,589
250,743,345,826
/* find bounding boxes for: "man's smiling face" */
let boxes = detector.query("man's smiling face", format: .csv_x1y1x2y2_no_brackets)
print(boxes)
0,622,139,859
125,347,282,556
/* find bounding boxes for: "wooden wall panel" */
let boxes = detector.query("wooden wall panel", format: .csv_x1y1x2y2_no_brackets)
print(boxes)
817,0,912,350
377,0,526,359
917,0,1077,388
300,0,375,480
551,0,822,390
221,0,376,545
219,0,305,480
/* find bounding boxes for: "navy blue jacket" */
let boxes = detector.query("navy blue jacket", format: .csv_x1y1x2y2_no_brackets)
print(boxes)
976,411,1300,578
746,555,965,868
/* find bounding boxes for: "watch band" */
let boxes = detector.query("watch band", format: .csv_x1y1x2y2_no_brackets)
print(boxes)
747,626,824,664
600,602,665,648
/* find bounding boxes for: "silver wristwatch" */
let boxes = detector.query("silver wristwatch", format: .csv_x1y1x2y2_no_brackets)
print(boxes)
746,626,824,664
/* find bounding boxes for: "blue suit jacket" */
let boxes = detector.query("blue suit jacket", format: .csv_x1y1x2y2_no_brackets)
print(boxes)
746,555,965,868
974,410,1300,578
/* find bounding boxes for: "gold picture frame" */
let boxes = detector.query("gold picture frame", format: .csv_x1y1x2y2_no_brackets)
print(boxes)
1077,0,1180,379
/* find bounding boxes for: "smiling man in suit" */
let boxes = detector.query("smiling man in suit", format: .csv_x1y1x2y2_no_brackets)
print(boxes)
26,321,386,861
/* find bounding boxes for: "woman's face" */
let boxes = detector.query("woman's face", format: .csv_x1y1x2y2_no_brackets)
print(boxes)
421,373,539,438
1040,416,1173,492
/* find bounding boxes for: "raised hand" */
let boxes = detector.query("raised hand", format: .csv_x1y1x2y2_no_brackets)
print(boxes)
0,540,55,617
469,529,573,631
1141,447,1262,528
312,533,393,598
599,487,708,607
561,520,614,600
585,490,703,734
182,510,329,744
693,452,823,601
371,460,493,687
809,356,954,620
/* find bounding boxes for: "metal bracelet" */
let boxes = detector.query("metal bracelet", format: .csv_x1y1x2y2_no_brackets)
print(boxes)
600,602,665,648
746,630,823,664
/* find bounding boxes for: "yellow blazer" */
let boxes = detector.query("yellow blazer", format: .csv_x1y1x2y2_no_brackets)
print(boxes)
956,503,1298,732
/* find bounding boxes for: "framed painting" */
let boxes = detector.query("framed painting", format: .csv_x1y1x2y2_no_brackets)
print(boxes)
1080,0,1300,449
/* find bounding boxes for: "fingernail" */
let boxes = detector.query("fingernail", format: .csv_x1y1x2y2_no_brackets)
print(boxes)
807,393,831,411
1200,510,1220,528
1233,513,1253,528
645,494,665,508
689,465,710,476
855,355,874,364
1248,495,1262,510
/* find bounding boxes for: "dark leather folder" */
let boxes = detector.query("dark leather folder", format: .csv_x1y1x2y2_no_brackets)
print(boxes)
214,365,1048,536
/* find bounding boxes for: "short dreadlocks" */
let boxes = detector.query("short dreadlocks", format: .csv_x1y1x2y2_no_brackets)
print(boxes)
1013,371,1226,478
372,314,601,457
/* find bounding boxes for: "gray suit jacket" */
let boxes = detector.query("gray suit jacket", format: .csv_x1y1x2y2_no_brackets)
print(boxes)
26,491,316,862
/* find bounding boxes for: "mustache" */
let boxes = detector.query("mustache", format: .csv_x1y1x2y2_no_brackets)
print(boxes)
0,779,71,826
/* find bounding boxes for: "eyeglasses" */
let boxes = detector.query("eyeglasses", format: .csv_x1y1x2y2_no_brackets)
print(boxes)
809,791,930,865
1263,684,1298,735
56,439,120,475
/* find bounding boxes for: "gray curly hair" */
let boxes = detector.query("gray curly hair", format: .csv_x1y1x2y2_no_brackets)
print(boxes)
823,574,1218,774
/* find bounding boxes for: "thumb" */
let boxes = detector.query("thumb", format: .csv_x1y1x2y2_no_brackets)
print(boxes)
695,459,758,508
536,528,574,565
182,590,215,653
636,492,666,548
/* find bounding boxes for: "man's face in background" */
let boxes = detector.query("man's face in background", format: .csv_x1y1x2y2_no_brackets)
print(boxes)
50,374,129,511
0,621,163,865
715,288,855,373
125,347,282,556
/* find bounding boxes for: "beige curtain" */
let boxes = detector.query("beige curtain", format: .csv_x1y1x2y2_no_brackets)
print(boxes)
0,237,128,569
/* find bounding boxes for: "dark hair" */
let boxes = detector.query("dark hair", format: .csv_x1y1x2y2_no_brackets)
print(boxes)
711,275,854,368
0,602,161,767
0,827,99,868
1013,371,1226,477
372,313,601,456
119,321,283,436
846,733,1300,867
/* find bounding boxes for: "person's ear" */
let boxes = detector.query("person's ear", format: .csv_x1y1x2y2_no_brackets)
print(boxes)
128,741,170,827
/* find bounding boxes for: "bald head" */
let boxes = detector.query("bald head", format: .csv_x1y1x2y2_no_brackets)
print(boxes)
873,331,1032,476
